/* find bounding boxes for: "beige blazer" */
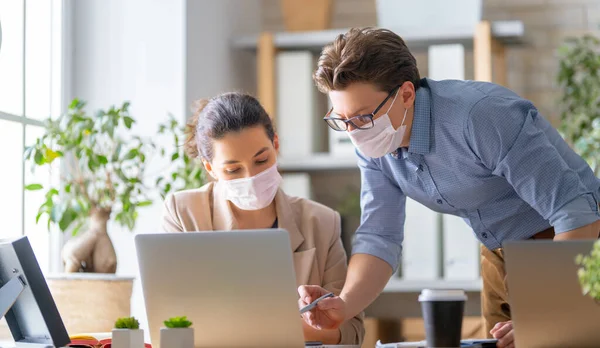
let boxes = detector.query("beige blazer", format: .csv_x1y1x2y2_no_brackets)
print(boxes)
162,182,365,345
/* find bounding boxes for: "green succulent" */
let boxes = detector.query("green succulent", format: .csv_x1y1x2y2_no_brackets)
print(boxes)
164,316,193,328
114,316,140,329
575,240,600,301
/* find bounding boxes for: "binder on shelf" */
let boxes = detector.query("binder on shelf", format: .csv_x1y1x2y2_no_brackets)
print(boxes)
428,44,465,81
401,198,441,280
276,51,327,158
281,173,312,200
442,214,480,280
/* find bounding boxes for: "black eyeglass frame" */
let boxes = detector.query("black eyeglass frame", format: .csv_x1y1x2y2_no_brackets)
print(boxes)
323,85,401,132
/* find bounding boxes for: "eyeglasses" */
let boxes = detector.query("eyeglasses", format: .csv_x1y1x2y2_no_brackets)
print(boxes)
323,85,401,132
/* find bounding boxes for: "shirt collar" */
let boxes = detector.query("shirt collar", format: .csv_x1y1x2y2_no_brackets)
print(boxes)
407,79,432,155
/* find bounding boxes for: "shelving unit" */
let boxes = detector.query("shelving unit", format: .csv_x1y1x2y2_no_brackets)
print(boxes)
233,20,524,51
278,154,358,172
232,20,526,119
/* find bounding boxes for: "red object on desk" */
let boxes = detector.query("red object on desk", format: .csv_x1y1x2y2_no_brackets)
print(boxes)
67,338,152,348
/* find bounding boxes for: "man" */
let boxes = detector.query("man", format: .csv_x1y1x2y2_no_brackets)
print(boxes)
299,27,600,348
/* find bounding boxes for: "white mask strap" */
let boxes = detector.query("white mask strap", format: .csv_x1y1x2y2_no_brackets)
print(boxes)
386,88,400,114
400,108,408,127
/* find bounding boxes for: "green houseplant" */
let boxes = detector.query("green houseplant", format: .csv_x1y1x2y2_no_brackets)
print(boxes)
557,34,600,175
163,316,193,328
113,316,144,348
161,316,194,348
336,188,362,258
25,99,204,273
115,317,140,329
576,240,600,302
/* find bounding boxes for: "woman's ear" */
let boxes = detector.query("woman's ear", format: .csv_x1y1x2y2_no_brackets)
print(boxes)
273,133,280,153
202,158,218,181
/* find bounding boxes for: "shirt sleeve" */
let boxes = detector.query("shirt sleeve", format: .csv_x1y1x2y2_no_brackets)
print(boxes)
352,149,406,272
466,96,600,234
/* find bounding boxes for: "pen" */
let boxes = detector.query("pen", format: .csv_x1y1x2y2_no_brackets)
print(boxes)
299,292,335,314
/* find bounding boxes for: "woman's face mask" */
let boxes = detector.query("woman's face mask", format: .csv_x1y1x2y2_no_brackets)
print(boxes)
221,163,282,210
204,126,281,211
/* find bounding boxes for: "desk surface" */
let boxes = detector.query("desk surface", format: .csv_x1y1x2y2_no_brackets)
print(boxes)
0,339,359,348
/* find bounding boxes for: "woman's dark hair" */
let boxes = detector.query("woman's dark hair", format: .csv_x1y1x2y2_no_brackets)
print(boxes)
184,92,275,161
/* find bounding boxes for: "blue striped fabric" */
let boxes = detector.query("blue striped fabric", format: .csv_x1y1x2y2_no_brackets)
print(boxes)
352,78,600,272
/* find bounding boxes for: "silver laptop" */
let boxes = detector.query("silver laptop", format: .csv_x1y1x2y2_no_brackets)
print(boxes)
135,230,356,348
504,240,600,348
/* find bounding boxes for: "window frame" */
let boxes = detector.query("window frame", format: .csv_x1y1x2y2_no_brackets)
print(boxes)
0,0,69,272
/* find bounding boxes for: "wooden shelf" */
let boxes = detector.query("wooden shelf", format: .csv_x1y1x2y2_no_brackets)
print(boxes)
278,154,358,172
233,20,525,52
383,278,482,293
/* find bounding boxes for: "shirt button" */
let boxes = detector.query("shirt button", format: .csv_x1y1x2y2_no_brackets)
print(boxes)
436,199,443,204
482,232,488,239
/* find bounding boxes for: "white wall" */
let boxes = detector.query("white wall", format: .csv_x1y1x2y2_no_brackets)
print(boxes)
185,0,261,107
68,0,261,338
69,0,186,336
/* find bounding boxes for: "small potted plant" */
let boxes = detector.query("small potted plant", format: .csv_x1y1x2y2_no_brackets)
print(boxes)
575,240,600,303
161,316,194,348
112,316,144,348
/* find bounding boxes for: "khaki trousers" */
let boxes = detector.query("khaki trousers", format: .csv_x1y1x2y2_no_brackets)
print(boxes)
479,227,556,337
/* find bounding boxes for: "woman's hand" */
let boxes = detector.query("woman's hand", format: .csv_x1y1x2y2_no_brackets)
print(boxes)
491,320,515,348
298,285,347,330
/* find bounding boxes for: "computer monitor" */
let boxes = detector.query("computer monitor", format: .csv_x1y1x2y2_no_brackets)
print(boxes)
0,236,70,348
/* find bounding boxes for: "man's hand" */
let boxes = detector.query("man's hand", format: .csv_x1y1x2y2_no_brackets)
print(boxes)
490,320,514,348
298,285,347,330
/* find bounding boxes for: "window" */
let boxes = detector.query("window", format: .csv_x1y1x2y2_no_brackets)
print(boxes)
0,0,64,273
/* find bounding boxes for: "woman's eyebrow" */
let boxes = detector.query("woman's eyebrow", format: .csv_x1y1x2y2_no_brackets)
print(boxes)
253,147,269,157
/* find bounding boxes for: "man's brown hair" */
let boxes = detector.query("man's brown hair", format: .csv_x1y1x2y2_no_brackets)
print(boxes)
313,27,420,93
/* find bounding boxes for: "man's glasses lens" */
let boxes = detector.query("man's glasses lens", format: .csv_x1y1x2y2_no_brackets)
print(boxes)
352,115,374,129
325,113,374,131
326,118,347,131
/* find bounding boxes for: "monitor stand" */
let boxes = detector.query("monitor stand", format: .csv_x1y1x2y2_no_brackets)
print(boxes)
0,276,25,320
1,276,57,348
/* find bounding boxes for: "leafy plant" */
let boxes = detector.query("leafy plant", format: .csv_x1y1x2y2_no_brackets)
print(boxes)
576,240,600,302
115,316,140,329
557,34,600,175
155,114,205,199
163,316,193,328
23,99,205,273
24,101,205,236
336,188,361,218
24,99,154,234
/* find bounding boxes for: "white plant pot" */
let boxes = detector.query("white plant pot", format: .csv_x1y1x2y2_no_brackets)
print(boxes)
160,327,194,348
112,329,145,348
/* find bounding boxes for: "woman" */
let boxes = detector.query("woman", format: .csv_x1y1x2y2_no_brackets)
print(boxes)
161,92,365,345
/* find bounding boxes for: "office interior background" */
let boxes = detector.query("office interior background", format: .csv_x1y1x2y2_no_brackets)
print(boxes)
1,0,599,345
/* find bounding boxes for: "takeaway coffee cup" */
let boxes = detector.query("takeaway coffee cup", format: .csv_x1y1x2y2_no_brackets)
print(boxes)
418,289,467,348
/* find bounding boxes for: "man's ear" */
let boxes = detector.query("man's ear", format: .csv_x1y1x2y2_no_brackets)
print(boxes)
400,81,416,108
202,158,218,180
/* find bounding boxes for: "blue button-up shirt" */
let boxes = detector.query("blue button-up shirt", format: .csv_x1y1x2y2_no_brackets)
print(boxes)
353,78,600,272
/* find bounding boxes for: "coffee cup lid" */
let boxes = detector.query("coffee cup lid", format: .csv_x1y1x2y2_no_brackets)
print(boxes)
418,289,468,302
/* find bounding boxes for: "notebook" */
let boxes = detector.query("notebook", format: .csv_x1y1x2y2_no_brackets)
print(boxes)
376,339,498,348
